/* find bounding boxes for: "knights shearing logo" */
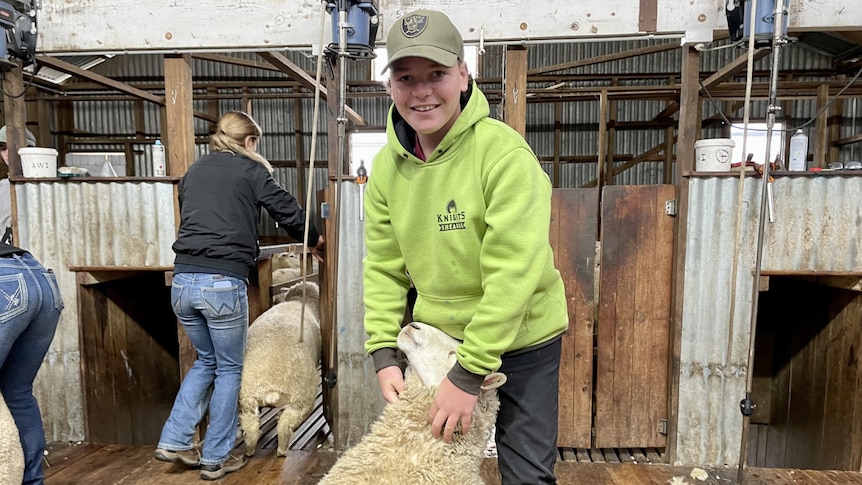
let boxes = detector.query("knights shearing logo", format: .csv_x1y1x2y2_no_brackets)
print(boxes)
402,14,428,38
437,199,466,232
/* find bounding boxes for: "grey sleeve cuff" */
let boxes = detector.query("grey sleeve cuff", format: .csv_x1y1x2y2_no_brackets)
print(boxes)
370,347,400,372
446,361,484,396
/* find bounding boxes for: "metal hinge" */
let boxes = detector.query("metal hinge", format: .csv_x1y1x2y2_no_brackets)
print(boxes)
665,200,677,216
658,419,668,435
320,202,330,219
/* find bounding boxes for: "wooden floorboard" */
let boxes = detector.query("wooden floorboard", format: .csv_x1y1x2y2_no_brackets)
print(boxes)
42,442,862,485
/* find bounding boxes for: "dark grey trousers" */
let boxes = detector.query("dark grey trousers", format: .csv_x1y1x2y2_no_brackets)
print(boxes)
495,337,562,485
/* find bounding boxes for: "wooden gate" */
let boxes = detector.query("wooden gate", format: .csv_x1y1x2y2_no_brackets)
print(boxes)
552,188,599,448
553,185,675,449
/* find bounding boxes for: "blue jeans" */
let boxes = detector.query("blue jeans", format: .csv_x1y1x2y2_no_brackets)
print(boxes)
158,273,248,466
0,253,63,485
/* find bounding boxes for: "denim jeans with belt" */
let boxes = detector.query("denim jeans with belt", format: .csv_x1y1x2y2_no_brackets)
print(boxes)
158,272,248,466
0,252,63,485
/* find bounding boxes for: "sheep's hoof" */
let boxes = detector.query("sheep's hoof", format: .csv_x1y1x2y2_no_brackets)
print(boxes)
276,448,287,457
244,448,255,457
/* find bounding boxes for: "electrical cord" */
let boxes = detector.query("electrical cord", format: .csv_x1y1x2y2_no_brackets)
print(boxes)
699,64,862,134
1,50,39,98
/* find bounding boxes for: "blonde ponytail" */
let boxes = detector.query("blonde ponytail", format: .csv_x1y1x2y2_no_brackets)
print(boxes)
211,111,274,172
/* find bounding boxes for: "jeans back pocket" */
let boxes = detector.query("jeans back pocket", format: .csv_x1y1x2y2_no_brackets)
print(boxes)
201,286,240,318
0,273,28,323
43,269,65,313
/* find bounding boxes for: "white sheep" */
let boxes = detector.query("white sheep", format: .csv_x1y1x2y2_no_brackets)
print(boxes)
317,321,506,485
270,251,301,271
0,390,24,485
239,280,322,457
271,267,303,287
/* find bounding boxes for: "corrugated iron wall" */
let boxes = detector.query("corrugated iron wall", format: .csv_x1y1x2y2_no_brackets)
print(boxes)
14,180,176,441
676,175,862,467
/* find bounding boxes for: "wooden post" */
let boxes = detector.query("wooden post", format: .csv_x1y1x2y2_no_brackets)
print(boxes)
503,45,528,137
163,54,195,177
596,90,608,190
553,103,561,188
163,54,196,384
604,82,618,186
814,84,829,168
294,95,307,204
3,62,27,178
667,44,701,465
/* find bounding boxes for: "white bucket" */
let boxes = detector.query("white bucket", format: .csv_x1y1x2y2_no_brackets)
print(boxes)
18,147,58,178
695,138,735,172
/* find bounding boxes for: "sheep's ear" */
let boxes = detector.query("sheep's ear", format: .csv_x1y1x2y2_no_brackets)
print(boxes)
480,372,507,392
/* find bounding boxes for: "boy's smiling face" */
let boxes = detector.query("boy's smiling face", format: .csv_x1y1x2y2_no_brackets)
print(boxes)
389,56,469,146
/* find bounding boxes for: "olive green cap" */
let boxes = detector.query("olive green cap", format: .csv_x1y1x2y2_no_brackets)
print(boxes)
383,10,463,74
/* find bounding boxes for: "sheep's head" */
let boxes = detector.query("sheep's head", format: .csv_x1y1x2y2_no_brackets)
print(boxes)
398,322,507,392
279,280,320,303
398,322,458,387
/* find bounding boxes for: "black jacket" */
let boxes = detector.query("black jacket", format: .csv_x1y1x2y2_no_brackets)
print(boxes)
172,151,319,279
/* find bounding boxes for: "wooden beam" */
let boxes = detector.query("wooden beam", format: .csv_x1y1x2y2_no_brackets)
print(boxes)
677,46,701,176
651,49,769,123
814,84,829,168
193,53,282,72
528,42,679,76
3,62,27,178
701,49,770,89
833,132,862,147
163,54,196,177
596,90,608,190
503,45,528,137
37,55,165,105
35,55,217,123
256,51,366,127
553,103,561,187
582,139,670,188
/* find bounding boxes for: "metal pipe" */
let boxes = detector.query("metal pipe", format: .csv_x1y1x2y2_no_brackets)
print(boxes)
325,1,349,389
737,1,786,481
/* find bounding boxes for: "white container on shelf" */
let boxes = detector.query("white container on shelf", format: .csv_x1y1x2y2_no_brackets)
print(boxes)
788,129,808,171
152,139,166,176
694,138,735,171
18,147,58,178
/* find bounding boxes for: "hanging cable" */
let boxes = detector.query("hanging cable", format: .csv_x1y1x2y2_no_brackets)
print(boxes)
297,0,329,345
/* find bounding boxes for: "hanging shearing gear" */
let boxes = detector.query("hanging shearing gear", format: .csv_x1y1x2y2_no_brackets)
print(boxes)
325,0,379,59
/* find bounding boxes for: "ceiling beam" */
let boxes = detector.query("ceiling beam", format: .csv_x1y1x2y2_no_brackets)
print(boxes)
35,55,218,123
527,42,680,76
256,51,366,127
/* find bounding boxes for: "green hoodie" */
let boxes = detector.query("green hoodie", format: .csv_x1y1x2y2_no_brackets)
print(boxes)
363,83,568,391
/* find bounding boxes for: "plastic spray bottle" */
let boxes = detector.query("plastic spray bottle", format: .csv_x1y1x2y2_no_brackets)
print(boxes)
152,139,166,176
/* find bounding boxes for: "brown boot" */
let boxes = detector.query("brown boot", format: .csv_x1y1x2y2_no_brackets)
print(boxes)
153,447,201,467
200,452,248,480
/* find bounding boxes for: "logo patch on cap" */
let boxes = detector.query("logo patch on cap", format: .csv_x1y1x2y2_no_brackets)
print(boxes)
401,14,428,38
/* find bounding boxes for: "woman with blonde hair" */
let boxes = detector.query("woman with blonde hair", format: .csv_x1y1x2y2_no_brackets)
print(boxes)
154,111,323,480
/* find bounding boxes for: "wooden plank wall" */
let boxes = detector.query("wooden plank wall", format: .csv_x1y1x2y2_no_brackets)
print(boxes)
551,188,598,448
755,278,862,471
595,185,674,448
78,272,179,445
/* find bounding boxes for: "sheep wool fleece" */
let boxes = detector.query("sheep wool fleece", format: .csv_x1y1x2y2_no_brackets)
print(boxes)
316,373,499,485
363,83,569,381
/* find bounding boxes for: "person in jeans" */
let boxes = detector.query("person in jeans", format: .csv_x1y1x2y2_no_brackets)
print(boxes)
363,9,569,485
154,111,323,481
0,242,63,485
